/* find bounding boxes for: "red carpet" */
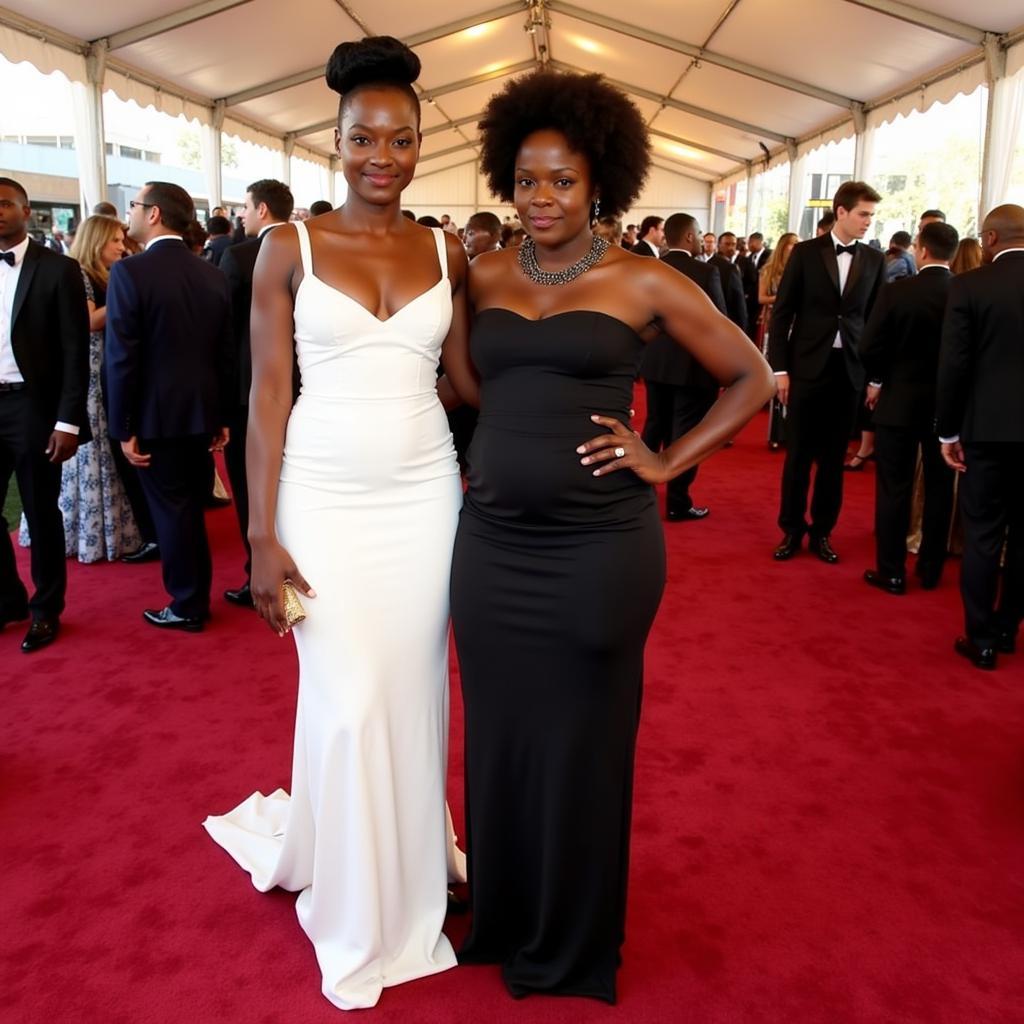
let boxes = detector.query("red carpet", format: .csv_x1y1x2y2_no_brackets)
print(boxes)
4,414,1023,1023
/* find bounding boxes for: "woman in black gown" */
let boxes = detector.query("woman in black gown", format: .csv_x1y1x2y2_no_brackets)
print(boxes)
450,71,775,1003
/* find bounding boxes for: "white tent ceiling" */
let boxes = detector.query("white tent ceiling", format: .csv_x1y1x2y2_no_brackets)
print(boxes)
2,0,1023,184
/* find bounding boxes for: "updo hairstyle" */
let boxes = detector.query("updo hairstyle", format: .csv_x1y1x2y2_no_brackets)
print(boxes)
326,36,421,124
478,70,651,218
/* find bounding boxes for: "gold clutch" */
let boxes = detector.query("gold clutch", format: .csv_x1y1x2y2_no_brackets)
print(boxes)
281,581,306,627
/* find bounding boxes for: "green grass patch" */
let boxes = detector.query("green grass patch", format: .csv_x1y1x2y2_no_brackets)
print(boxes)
3,476,22,529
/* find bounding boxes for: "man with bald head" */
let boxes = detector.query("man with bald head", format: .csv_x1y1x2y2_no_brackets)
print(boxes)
936,203,1024,669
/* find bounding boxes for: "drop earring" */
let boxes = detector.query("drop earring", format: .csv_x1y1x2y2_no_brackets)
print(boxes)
592,197,601,219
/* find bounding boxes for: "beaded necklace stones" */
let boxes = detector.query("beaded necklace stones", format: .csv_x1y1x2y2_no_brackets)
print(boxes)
518,235,610,286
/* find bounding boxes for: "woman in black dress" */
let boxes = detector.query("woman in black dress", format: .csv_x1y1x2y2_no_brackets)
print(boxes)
450,71,775,1003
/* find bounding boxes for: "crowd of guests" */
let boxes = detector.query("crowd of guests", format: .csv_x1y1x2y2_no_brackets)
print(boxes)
620,189,1022,671
0,172,1021,670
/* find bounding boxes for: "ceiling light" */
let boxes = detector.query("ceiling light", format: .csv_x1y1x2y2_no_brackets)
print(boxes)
462,24,491,40
569,34,604,55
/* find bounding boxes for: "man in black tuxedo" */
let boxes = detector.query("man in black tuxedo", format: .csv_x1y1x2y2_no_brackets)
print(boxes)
631,216,664,257
218,178,294,608
698,232,716,262
745,232,772,336
936,203,1024,670
708,232,748,333
859,221,959,595
747,232,772,272
106,181,232,632
639,212,727,521
0,178,89,652
769,181,886,563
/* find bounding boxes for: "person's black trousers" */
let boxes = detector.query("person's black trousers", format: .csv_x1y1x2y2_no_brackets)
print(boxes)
0,389,65,620
959,442,1024,647
778,350,859,538
223,405,251,581
642,382,716,513
873,425,954,580
137,434,213,619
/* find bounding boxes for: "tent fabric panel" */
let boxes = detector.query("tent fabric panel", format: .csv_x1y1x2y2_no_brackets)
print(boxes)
0,24,85,82
567,0,728,44
111,0,354,101
414,16,533,91
670,62,847,138
549,14,692,95
710,0,976,103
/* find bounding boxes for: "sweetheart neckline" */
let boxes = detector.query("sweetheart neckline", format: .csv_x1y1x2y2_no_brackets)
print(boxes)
475,307,641,337
300,272,448,324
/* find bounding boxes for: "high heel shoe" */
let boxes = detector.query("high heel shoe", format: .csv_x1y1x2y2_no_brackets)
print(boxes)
844,452,874,471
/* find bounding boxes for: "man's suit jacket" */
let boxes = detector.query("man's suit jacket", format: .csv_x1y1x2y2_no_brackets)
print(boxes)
8,240,90,440
707,254,748,332
631,239,659,258
936,251,1024,442
219,235,261,407
640,251,727,390
768,233,886,388
859,266,951,431
206,234,235,267
105,239,232,441
749,247,772,274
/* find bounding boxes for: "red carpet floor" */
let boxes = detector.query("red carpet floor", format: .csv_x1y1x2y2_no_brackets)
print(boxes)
4,413,1023,1024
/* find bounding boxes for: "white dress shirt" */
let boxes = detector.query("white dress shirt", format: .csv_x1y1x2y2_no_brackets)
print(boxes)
1,236,79,434
0,236,30,383
145,234,184,249
830,231,856,348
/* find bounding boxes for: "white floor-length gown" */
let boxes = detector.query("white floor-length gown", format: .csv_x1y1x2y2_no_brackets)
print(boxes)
204,222,465,1010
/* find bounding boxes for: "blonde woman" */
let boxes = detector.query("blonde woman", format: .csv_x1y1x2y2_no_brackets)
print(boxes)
58,216,141,560
951,236,982,275
758,232,799,448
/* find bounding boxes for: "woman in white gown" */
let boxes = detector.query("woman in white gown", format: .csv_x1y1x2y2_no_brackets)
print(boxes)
203,37,478,1010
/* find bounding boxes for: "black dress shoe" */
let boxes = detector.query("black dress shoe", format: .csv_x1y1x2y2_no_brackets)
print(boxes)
954,636,996,670
224,583,255,608
667,505,710,521
809,535,840,564
143,606,205,632
863,569,906,595
22,618,59,653
122,541,160,564
773,534,802,560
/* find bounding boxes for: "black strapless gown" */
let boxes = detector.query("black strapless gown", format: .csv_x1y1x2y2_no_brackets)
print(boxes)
451,309,667,1002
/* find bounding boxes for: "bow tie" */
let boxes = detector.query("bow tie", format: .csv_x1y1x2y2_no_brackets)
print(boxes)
836,243,857,256
0,251,15,267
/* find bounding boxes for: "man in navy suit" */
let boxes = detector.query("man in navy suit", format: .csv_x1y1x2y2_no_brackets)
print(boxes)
769,181,886,564
218,178,294,608
936,204,1024,669
106,181,232,632
0,178,89,652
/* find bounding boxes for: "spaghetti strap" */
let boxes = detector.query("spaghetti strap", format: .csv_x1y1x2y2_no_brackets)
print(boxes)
294,219,313,276
431,227,448,280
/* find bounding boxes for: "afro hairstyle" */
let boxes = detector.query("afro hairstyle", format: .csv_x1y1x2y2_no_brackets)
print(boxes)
478,70,651,219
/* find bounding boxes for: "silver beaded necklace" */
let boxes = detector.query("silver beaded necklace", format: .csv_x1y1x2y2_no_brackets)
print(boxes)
518,235,610,286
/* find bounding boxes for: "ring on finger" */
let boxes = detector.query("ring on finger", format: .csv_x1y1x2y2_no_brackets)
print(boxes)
614,446,626,458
